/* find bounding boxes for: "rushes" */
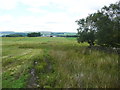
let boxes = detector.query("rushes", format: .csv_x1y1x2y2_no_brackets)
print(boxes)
49,47,118,88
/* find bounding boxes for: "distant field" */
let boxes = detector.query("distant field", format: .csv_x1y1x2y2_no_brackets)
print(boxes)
1,37,119,88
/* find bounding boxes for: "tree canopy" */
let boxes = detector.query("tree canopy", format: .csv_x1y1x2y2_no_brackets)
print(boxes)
27,32,42,37
76,1,120,47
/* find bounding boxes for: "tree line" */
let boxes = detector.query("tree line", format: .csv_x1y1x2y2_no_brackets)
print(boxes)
76,1,120,48
3,32,42,37
27,32,42,37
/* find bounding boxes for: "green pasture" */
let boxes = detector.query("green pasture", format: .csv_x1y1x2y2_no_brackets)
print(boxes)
1,37,119,88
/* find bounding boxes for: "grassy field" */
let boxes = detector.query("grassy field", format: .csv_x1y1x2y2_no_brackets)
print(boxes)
1,37,119,88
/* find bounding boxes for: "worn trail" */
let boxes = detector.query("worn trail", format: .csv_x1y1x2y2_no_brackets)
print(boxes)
27,61,39,88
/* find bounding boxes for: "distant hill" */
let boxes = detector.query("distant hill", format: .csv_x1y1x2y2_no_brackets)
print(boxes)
0,31,28,37
0,31,77,37
14,33,28,36
0,31,15,34
0,31,15,37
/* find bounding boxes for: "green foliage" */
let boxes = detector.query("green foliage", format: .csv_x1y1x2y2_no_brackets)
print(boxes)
3,70,28,88
5,34,23,37
76,19,95,46
76,1,120,47
27,32,42,37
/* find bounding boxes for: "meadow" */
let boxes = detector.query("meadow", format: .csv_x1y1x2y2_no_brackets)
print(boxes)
1,37,119,88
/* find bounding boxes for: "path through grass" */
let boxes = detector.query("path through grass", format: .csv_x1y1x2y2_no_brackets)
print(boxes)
2,37,119,88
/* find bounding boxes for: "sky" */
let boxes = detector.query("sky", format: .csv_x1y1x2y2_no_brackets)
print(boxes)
0,0,118,32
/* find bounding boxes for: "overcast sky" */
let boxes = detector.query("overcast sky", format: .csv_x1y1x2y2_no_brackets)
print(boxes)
0,0,118,32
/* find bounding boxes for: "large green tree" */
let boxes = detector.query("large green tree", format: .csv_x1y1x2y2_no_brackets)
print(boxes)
76,18,96,47
90,1,120,47
76,1,120,47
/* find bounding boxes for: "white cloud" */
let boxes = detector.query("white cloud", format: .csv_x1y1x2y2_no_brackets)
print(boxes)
0,0,118,10
0,15,13,22
27,8,48,13
0,0,17,10
20,0,50,7
0,12,77,32
0,0,119,32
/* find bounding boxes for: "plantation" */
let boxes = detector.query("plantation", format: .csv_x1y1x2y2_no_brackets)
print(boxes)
1,37,119,88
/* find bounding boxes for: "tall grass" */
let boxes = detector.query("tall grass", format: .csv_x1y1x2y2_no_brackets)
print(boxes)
2,37,119,88
49,49,118,88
